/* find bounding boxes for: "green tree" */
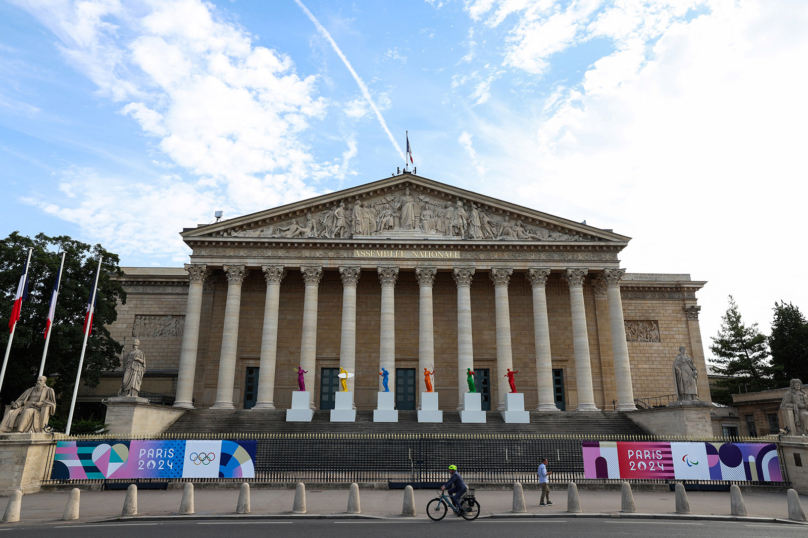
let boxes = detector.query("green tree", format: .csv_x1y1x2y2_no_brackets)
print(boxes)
709,295,777,401
770,301,808,384
0,232,126,405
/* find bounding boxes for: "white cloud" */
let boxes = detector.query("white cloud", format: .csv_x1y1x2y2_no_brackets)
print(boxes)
458,131,486,176
386,47,407,63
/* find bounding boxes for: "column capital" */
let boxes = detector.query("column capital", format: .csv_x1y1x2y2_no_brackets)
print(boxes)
262,265,286,285
301,265,323,286
415,267,437,287
453,267,475,287
685,305,701,320
223,265,248,286
377,266,399,287
339,266,362,287
564,268,589,288
527,268,551,288
592,277,608,296
602,268,626,287
489,267,513,288
185,264,210,284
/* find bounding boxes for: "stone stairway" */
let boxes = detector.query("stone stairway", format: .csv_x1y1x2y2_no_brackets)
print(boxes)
166,409,649,436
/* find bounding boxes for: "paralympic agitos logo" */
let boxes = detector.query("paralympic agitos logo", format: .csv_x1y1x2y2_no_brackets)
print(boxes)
682,454,699,467
189,452,216,465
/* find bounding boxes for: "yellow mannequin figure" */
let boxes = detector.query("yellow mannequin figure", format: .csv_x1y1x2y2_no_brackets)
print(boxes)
339,367,349,392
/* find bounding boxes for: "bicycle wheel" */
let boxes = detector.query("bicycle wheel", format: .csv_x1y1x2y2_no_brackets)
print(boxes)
461,499,480,520
426,498,448,521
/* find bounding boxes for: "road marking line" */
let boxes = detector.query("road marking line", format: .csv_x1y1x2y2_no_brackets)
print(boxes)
197,522,293,525
333,521,429,524
605,521,704,525
744,524,805,529
55,523,160,528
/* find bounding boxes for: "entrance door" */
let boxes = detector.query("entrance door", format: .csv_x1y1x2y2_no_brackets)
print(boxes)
395,368,416,410
243,367,259,409
474,368,491,411
319,368,340,410
553,368,565,410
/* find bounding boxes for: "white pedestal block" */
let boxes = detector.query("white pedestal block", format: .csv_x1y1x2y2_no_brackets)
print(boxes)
286,391,314,422
501,392,530,423
418,392,443,423
331,392,356,422
460,392,486,423
373,392,398,422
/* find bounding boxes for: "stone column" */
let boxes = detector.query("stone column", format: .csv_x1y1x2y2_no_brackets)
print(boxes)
300,266,323,409
253,266,286,410
174,264,209,409
453,268,475,410
603,269,636,411
490,268,514,411
416,267,437,406
339,267,361,399
378,266,399,393
528,268,558,412
212,265,248,409
565,268,598,411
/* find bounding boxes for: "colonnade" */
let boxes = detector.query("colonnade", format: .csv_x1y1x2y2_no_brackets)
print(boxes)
172,265,636,412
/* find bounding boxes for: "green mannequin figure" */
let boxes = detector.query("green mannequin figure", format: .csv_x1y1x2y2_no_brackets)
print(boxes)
466,368,476,393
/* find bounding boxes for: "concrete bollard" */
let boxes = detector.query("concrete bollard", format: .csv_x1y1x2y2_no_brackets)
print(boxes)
787,489,806,522
179,483,195,515
620,482,636,513
237,483,251,514
62,488,80,521
122,484,137,516
730,484,747,516
402,485,416,517
675,483,690,514
347,483,361,514
512,482,526,513
293,482,307,514
2,489,22,523
567,483,582,513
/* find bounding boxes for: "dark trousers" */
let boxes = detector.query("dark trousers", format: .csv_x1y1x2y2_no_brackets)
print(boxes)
448,486,466,508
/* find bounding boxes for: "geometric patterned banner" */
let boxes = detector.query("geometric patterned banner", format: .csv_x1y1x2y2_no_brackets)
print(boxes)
51,440,257,480
582,441,782,482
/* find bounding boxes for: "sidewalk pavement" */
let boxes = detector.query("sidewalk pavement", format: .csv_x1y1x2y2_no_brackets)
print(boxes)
3,487,807,526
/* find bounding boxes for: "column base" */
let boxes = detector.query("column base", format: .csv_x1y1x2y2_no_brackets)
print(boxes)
536,403,560,412
172,401,194,409
252,402,276,410
211,402,235,410
574,403,600,412
615,404,637,412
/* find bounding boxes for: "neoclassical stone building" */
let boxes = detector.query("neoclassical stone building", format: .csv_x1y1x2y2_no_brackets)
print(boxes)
102,173,710,413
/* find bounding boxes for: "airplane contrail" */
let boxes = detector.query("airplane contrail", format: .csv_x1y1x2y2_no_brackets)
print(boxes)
293,0,405,161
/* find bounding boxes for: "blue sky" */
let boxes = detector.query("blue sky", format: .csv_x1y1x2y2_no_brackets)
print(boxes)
2,0,808,351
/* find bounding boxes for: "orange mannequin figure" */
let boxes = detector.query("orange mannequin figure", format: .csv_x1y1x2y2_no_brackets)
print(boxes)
424,368,435,392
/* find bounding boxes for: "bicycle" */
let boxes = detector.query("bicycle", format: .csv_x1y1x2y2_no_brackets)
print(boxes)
426,488,481,521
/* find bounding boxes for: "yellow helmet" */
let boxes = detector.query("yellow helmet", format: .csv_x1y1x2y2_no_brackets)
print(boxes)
448,465,457,470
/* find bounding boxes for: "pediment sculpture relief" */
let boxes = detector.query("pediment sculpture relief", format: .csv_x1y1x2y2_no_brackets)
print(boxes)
216,187,584,242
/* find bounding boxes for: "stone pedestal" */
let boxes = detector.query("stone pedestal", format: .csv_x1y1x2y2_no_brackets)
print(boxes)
779,436,808,495
373,392,398,422
330,392,356,422
501,393,530,424
0,433,56,496
104,397,186,436
418,392,443,423
460,393,486,423
286,391,314,422
626,400,712,437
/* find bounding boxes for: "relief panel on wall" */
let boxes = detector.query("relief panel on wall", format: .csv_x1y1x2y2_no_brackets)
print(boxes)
624,320,660,343
132,315,185,338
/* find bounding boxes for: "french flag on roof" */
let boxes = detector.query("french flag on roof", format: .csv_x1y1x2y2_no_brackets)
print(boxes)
406,132,414,164
82,264,101,337
8,254,31,333
44,268,62,340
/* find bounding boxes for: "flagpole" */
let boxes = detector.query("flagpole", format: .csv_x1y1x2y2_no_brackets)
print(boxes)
405,130,409,171
38,251,66,378
66,255,102,436
0,247,33,394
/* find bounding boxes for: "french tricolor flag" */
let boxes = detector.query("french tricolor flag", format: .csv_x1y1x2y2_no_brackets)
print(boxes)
44,264,63,340
8,253,31,333
406,132,414,164
82,264,101,337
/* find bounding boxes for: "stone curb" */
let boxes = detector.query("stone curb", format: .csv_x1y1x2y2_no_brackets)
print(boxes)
487,512,808,525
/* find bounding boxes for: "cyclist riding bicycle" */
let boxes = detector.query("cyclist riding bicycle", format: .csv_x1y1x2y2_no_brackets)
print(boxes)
440,465,468,515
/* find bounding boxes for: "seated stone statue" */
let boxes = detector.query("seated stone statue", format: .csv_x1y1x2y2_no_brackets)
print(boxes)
780,379,808,435
0,376,57,433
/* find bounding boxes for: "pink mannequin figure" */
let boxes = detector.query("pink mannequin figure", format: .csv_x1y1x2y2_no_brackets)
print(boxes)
295,367,308,391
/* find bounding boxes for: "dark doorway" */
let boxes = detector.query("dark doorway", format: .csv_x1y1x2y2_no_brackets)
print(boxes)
243,367,259,409
474,368,491,411
319,367,340,410
553,368,565,411
396,368,416,410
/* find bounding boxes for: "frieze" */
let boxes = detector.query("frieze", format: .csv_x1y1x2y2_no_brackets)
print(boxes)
133,315,184,338
123,282,188,295
624,320,661,343
620,290,696,300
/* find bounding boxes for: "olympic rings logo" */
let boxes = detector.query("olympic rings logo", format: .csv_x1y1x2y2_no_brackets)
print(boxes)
189,452,216,465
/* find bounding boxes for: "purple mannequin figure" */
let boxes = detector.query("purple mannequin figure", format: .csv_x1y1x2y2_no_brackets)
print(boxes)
295,367,308,391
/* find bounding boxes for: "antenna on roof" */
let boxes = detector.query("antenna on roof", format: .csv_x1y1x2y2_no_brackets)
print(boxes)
581,220,587,225
215,211,223,222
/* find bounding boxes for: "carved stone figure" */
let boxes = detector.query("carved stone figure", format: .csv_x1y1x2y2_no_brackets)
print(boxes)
399,187,416,230
352,201,365,236
440,202,454,236
673,346,699,401
498,218,517,240
363,202,377,235
513,220,531,240
0,376,56,433
377,203,395,232
780,379,808,435
420,204,436,233
468,203,482,239
479,209,497,239
119,338,146,398
278,213,317,238
333,202,348,238
452,201,468,237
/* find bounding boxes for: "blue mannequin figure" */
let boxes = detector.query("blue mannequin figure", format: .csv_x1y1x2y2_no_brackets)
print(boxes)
379,368,390,392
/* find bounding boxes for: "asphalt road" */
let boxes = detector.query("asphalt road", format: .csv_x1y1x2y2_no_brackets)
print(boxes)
1,519,806,537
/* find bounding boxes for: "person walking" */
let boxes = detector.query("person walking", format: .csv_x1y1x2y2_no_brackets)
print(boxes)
538,458,553,506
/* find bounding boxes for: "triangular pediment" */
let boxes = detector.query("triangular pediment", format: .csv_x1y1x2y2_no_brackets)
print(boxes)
182,173,630,244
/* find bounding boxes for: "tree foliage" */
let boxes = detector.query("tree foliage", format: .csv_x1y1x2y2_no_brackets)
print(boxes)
770,301,808,384
0,232,125,404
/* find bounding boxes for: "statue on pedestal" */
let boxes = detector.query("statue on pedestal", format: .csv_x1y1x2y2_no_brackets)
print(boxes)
295,367,307,391
0,376,56,433
466,368,476,393
506,368,519,393
673,346,699,401
338,367,354,392
379,368,390,392
118,338,146,398
424,368,434,392
780,379,808,435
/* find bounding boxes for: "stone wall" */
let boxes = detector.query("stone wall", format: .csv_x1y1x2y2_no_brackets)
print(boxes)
0,434,56,496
